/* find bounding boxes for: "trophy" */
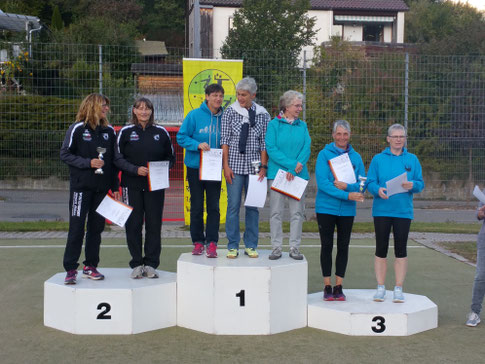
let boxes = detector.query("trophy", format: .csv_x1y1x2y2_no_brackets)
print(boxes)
95,147,106,174
251,160,261,174
358,175,367,193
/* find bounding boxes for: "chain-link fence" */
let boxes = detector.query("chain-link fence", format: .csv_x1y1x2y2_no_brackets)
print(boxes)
1,41,484,200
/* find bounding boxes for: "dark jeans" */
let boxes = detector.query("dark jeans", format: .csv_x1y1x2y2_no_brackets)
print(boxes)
373,216,412,258
123,188,165,269
187,167,221,244
63,190,106,271
317,213,355,278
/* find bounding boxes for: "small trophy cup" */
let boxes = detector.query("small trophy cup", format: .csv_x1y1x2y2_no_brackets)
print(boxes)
251,160,261,175
358,175,367,193
95,147,106,175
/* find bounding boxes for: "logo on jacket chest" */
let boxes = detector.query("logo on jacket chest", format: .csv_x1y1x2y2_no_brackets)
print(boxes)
154,134,160,141
82,130,92,141
102,133,109,141
130,131,139,141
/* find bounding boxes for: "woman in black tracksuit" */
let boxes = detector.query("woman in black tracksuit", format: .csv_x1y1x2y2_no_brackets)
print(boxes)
60,93,119,285
115,97,175,279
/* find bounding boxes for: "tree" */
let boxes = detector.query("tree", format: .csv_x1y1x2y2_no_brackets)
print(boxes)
220,0,316,106
50,5,63,30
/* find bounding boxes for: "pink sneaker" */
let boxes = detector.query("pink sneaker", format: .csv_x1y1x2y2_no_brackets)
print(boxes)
192,242,204,255
206,242,217,258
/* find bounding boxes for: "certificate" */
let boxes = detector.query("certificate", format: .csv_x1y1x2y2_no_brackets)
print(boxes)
328,153,356,184
148,161,170,191
473,185,485,204
96,194,133,227
270,169,308,201
244,175,267,208
199,148,222,181
385,172,408,197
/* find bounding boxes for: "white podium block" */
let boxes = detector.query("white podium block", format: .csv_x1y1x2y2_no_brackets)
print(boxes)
44,268,176,335
177,250,307,335
308,289,438,336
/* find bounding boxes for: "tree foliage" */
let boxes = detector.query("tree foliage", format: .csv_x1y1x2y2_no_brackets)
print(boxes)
405,0,485,55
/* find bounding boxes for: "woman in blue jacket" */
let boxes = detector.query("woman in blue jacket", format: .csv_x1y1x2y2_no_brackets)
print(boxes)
315,120,365,301
367,123,424,303
265,90,311,260
177,84,224,258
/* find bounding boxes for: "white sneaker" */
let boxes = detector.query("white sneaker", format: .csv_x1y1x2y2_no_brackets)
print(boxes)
130,265,144,279
466,311,481,327
373,285,386,302
393,286,405,303
144,265,159,279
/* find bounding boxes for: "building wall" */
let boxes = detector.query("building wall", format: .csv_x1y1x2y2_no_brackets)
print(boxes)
212,6,237,57
397,12,405,43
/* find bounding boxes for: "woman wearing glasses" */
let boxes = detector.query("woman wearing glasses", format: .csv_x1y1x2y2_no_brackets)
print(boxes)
366,124,424,303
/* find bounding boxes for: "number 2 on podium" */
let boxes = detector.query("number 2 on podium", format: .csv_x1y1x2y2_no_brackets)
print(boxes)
236,290,245,307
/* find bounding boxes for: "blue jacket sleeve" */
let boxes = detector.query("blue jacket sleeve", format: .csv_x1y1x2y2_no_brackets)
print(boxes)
366,156,381,197
295,123,311,168
315,150,349,200
176,112,200,152
265,121,298,171
410,155,424,193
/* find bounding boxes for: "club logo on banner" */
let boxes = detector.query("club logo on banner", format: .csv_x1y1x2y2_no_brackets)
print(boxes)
183,58,243,225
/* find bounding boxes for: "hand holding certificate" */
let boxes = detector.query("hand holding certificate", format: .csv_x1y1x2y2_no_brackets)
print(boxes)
148,161,169,191
96,194,133,227
199,148,222,181
385,172,408,197
328,153,356,184
270,169,308,201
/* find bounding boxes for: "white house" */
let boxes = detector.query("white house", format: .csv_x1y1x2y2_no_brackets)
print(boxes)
187,0,409,58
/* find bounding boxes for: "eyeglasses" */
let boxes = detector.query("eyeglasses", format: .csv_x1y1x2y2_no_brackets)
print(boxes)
389,135,406,140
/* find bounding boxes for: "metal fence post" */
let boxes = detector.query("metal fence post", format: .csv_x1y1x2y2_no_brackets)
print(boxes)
99,44,103,95
303,50,307,122
404,52,409,133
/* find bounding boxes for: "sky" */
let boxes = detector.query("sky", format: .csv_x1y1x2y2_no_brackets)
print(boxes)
449,0,485,11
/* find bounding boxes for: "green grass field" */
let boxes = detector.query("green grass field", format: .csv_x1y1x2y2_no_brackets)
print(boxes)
1,237,484,363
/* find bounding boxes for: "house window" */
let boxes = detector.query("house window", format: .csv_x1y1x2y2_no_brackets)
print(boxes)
228,16,233,31
363,24,383,42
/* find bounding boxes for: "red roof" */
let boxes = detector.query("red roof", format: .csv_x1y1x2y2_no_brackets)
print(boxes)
200,0,409,12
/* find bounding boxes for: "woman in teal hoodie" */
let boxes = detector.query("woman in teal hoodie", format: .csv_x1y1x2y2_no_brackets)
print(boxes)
315,120,365,301
366,123,424,303
265,90,311,260
176,84,224,258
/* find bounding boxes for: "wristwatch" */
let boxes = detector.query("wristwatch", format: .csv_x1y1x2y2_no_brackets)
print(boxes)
260,165,268,169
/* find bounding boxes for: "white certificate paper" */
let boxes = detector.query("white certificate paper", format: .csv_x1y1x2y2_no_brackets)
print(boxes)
270,169,308,201
200,148,222,181
96,194,133,227
148,161,170,191
473,185,485,204
385,172,408,197
244,175,267,208
328,153,356,184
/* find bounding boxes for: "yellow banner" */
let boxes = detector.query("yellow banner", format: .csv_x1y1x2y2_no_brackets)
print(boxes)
182,58,243,226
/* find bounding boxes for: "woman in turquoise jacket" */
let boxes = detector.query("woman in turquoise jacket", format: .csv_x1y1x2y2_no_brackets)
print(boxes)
315,120,365,301
265,90,311,260
367,123,424,303
176,83,224,258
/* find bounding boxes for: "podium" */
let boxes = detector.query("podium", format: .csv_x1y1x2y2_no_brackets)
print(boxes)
44,268,176,335
177,250,308,335
307,289,438,336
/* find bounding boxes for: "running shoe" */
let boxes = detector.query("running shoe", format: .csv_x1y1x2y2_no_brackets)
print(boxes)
64,269,77,285
333,285,346,301
227,249,239,259
289,247,303,260
83,266,105,280
244,248,259,258
323,285,334,301
393,286,405,303
192,242,204,255
130,265,144,279
144,265,159,279
373,285,386,302
206,242,218,258
269,247,282,260
466,311,481,327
